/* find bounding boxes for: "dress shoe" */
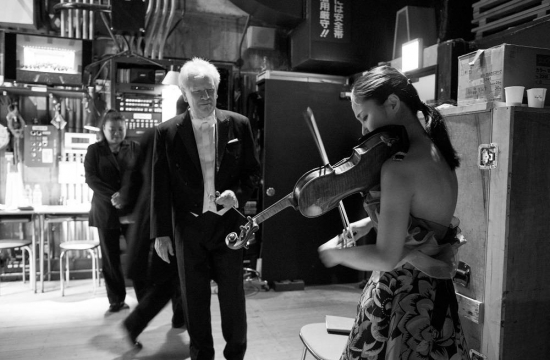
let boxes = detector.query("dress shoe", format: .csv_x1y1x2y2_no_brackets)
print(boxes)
108,302,130,313
172,321,186,329
121,322,143,350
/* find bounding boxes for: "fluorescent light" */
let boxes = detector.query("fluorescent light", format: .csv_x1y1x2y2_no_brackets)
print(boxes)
30,86,48,92
402,38,423,73
83,124,100,131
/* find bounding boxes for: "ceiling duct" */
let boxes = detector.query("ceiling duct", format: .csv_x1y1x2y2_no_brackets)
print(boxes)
228,0,304,29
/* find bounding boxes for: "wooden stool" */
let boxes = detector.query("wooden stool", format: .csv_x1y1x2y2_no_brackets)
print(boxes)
299,323,349,360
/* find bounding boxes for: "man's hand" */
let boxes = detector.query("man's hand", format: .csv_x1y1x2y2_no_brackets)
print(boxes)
111,192,124,209
215,190,238,209
155,236,174,263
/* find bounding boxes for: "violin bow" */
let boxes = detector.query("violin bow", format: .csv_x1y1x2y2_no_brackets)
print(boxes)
303,107,355,248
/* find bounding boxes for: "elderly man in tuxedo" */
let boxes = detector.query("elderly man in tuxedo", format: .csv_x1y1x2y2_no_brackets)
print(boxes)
151,57,260,360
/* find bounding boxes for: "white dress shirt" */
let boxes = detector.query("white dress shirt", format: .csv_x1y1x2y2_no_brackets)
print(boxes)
191,113,227,215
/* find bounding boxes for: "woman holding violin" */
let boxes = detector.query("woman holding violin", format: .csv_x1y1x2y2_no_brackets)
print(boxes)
318,66,469,360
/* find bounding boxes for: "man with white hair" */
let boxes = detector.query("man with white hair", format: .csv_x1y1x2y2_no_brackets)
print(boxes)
151,57,260,360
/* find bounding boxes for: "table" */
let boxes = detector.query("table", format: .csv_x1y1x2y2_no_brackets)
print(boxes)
0,205,90,293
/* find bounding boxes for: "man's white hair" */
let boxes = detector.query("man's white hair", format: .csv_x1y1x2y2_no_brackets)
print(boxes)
178,57,221,90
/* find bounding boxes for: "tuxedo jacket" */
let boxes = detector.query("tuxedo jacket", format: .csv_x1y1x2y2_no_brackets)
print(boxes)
151,108,261,240
85,138,140,229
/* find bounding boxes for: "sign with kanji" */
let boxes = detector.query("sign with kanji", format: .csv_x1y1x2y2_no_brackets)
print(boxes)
311,0,351,43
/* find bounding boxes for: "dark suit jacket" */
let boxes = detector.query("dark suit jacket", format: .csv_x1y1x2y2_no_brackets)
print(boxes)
84,138,140,229
119,128,173,281
151,108,261,240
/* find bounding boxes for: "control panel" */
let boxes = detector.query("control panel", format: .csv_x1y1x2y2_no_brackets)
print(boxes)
23,125,58,167
116,92,162,139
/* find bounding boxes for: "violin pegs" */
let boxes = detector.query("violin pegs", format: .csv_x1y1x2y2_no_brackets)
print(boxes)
225,232,247,250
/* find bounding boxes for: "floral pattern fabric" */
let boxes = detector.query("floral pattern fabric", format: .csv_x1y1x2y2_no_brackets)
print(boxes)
340,187,470,360
341,265,469,360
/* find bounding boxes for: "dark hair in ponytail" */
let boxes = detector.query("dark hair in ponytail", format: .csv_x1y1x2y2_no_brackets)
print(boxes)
352,65,460,170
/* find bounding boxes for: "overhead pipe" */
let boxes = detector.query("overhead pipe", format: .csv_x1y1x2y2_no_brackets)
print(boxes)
68,0,74,38
136,0,155,56
82,0,88,39
158,0,182,59
144,0,163,58
60,0,66,36
57,0,96,39
151,0,167,59
75,2,81,39
89,0,95,40
79,0,93,39
151,0,171,59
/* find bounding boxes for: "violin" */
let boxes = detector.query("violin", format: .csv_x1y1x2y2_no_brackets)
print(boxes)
303,107,355,248
225,124,410,250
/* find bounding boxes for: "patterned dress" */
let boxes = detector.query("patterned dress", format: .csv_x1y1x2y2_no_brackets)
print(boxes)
341,186,470,360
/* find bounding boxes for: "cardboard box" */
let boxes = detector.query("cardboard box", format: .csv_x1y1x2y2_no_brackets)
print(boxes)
457,44,550,106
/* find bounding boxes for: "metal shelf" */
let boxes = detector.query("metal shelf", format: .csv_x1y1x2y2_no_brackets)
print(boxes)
0,85,87,98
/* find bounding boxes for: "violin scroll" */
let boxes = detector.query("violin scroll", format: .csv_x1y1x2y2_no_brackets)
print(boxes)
225,216,259,250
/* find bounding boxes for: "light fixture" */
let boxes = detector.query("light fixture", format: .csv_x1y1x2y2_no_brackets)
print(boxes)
162,65,180,86
83,87,104,132
83,111,100,132
161,65,182,122
401,38,423,73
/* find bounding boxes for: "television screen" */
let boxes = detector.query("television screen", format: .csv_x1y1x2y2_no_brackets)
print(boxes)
3,32,92,86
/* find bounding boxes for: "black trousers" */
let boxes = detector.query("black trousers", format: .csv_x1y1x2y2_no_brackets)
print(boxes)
123,254,184,338
97,226,128,305
175,210,246,360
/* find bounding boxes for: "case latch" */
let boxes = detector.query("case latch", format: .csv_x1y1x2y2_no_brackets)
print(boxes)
478,143,498,170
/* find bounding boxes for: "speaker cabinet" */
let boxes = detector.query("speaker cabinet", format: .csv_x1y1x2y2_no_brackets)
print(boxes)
257,70,366,286
290,0,371,76
245,26,276,50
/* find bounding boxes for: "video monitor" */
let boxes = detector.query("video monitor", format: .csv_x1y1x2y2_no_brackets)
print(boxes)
2,32,92,86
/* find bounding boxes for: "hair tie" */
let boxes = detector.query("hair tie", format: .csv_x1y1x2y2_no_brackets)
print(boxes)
407,78,412,85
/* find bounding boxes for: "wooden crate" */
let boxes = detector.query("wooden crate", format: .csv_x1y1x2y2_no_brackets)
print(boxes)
442,105,550,360
471,0,550,39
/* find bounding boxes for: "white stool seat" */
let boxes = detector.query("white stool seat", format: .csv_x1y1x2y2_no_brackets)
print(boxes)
0,239,32,249
59,240,99,251
299,323,349,360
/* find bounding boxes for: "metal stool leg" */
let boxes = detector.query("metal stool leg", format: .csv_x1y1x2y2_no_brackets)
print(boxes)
47,224,53,281
301,346,308,360
28,245,35,291
21,245,33,288
65,251,70,287
21,245,26,283
60,250,66,296
22,245,35,291
86,249,96,294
